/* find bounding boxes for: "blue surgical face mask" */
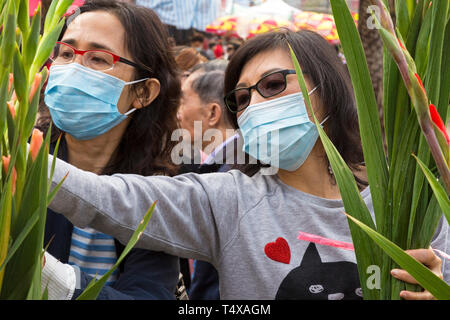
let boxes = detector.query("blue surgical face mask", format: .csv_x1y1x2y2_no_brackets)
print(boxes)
237,89,328,171
44,63,148,140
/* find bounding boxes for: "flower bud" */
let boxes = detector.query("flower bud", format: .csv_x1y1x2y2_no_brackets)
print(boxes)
29,128,44,161
7,100,15,119
29,73,42,102
429,104,449,144
2,156,17,195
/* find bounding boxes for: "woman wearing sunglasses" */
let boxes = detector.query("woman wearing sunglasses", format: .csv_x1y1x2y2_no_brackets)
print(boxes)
45,30,448,300
38,0,182,299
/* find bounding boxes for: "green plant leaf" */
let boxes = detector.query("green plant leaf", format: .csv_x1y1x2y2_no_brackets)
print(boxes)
330,0,388,235
395,0,411,38
0,209,39,272
345,213,450,300
426,0,448,109
438,19,450,122
23,3,41,71
30,18,64,81
17,0,29,38
0,0,16,70
413,154,450,224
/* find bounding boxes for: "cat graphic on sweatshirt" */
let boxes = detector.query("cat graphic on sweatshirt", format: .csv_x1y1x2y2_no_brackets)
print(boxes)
276,242,363,300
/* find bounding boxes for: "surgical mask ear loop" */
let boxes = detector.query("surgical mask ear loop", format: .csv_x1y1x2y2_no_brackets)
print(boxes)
320,115,329,126
308,85,319,96
125,77,150,86
306,85,328,126
124,108,136,116
123,77,150,117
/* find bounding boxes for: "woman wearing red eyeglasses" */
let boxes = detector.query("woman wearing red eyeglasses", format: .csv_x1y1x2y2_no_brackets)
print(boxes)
44,28,449,300
37,0,183,300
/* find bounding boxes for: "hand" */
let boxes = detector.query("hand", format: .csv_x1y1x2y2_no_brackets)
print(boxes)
390,247,443,300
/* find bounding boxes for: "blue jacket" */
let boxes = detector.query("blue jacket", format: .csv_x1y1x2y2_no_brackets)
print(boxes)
45,139,180,300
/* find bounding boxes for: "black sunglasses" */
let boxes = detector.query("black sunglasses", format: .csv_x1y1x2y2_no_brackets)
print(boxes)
224,69,296,113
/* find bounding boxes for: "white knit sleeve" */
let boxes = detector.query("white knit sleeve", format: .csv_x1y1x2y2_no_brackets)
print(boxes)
41,252,76,300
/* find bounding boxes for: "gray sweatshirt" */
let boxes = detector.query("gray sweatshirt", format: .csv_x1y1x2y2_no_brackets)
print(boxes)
49,158,449,300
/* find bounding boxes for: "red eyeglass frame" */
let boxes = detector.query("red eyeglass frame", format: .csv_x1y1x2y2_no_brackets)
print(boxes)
54,41,150,71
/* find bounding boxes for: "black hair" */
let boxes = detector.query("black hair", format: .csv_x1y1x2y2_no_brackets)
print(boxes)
224,30,367,188
190,35,204,43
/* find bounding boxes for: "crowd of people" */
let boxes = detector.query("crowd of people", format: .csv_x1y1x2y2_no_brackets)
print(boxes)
36,0,448,300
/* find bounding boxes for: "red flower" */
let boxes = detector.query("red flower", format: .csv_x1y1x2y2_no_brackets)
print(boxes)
429,104,449,144
397,38,406,50
414,73,425,92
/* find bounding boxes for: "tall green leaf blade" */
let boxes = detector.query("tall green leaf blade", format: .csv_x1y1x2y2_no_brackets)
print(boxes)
413,155,450,224
330,0,388,235
0,0,16,70
414,195,442,250
23,2,41,71
437,19,450,122
0,170,13,293
388,112,419,248
17,0,29,37
0,135,48,299
414,4,433,77
395,0,411,39
30,18,64,81
345,213,450,300
0,72,9,151
388,111,423,298
426,0,448,110
0,209,39,272
382,52,399,161
404,0,423,55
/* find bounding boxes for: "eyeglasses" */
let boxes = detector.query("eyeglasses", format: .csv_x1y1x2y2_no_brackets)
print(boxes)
51,42,150,72
224,69,296,113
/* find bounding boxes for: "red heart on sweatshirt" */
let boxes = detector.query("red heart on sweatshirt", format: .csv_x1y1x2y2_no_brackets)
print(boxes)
264,237,290,264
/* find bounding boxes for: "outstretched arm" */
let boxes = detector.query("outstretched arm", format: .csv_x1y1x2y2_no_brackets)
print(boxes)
48,155,239,265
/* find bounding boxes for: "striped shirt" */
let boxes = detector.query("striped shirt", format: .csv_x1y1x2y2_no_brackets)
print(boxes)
136,0,220,30
68,227,119,286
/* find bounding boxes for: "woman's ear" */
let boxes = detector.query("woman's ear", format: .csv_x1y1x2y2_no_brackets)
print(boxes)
132,78,161,109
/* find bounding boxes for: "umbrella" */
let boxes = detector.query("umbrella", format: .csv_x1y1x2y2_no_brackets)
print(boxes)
205,15,240,37
247,17,296,38
293,11,358,45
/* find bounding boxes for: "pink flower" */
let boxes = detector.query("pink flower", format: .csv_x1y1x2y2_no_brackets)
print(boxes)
29,73,42,102
8,73,13,92
7,101,15,119
29,129,44,161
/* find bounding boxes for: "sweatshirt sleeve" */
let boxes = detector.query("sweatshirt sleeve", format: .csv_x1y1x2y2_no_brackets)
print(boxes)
430,216,450,284
48,156,239,266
